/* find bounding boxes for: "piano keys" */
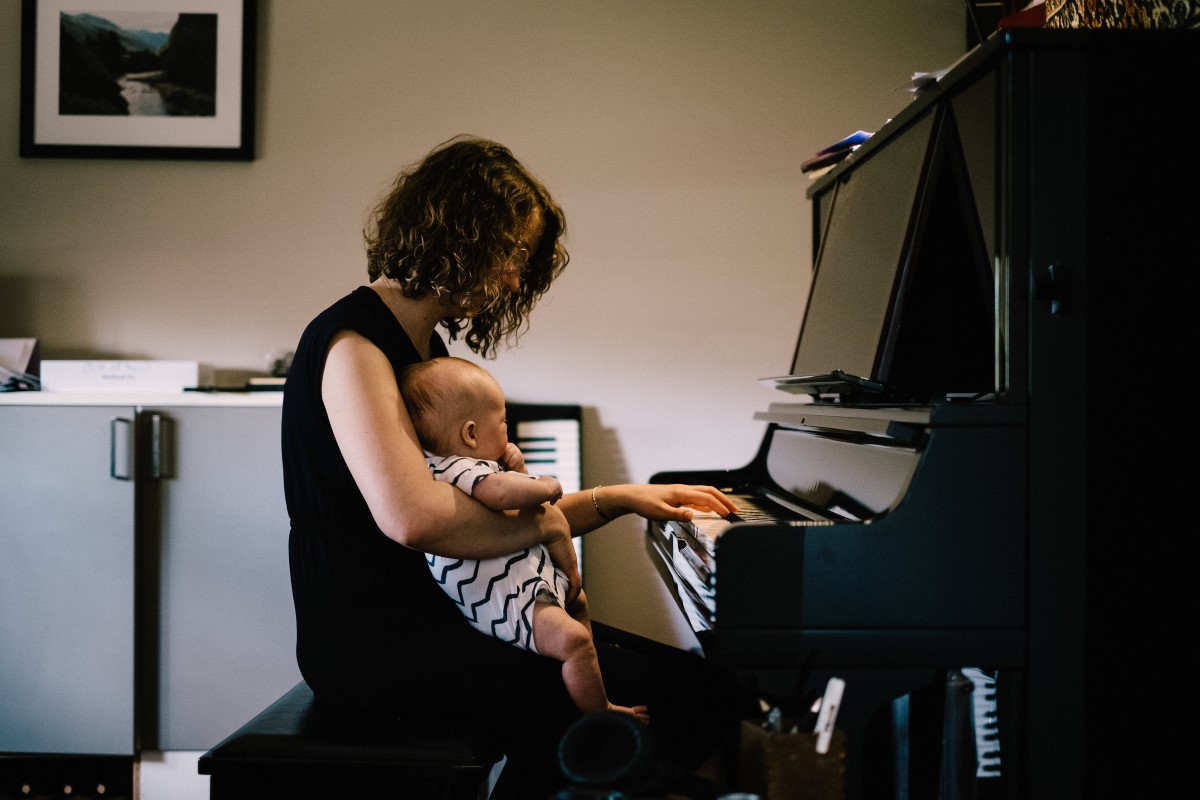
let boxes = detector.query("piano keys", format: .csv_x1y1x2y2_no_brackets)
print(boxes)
648,489,834,633
510,416,581,493
962,667,1001,779
506,403,581,489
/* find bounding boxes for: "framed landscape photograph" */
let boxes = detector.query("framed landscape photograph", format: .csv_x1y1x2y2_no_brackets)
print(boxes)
19,0,257,160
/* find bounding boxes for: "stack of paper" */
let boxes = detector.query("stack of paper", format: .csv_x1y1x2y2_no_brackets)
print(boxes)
39,360,210,392
0,338,40,391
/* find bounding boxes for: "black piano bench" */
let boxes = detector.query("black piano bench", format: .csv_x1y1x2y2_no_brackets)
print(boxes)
198,681,495,800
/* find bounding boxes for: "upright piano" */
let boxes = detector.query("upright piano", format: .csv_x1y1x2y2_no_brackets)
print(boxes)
647,29,1194,800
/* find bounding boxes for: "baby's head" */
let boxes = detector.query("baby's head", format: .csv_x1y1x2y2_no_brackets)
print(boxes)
400,356,509,460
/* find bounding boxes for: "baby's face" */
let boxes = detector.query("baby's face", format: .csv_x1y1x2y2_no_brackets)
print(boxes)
471,378,510,462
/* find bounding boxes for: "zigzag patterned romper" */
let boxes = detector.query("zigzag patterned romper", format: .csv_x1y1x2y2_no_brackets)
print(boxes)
424,454,569,655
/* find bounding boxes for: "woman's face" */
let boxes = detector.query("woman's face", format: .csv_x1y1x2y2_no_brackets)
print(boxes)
448,208,546,319
499,207,545,293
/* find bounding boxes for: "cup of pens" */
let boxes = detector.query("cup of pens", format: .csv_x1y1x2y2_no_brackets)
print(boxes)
737,677,846,800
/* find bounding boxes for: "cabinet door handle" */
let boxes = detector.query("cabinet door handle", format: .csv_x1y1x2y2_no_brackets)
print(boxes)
110,416,133,480
149,412,165,479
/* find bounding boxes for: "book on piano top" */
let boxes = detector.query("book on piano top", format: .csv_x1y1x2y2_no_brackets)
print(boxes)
801,149,852,174
801,129,873,174
815,129,872,155
997,0,1046,30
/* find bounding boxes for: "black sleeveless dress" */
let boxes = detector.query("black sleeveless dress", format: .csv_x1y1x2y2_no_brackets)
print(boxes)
282,286,751,797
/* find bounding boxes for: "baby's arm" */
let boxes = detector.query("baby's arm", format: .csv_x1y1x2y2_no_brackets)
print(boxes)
472,471,563,510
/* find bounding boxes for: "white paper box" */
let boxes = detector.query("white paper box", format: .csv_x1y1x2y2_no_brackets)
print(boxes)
39,360,208,393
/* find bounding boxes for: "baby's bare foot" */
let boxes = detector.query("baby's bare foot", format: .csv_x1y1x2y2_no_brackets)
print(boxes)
609,703,650,724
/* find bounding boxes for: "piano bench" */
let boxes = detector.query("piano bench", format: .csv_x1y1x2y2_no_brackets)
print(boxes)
197,681,495,800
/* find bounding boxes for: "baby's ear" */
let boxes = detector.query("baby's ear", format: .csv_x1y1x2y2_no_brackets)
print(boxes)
459,419,479,449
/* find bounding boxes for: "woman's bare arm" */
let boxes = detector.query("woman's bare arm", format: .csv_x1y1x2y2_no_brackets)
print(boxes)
321,330,573,564
557,483,740,535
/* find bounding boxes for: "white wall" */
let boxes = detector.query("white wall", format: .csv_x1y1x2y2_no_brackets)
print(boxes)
0,0,967,646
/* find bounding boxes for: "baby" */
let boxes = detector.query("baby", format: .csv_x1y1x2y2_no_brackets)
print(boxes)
400,356,648,722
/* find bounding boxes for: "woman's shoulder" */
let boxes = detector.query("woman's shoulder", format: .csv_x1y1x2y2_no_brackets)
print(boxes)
298,285,445,369
317,285,381,321
301,286,385,338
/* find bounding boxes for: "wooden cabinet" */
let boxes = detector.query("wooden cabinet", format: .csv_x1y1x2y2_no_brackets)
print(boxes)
0,395,300,755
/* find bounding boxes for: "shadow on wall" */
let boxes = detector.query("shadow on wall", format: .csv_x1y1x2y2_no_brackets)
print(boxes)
0,273,110,358
582,406,632,488
0,274,257,387
577,405,700,649
0,276,36,339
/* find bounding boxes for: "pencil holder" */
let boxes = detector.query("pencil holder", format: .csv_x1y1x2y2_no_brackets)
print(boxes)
738,721,846,800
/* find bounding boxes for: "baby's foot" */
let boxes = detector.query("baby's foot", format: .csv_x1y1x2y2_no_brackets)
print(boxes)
610,703,650,724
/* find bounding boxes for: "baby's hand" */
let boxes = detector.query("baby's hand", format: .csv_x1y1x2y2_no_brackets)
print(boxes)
540,476,564,505
501,442,527,474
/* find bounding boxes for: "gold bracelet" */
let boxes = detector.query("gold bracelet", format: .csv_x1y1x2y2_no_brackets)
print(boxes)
592,485,615,521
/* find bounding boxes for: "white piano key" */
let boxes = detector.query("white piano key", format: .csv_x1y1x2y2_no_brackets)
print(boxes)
512,419,581,492
962,667,1001,779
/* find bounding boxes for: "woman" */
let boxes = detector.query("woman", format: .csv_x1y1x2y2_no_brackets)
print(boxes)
282,135,752,797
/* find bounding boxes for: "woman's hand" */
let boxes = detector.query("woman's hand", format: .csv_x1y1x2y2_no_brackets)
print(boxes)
598,483,740,523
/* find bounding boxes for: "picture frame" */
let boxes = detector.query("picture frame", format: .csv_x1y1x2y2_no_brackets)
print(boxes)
19,0,257,160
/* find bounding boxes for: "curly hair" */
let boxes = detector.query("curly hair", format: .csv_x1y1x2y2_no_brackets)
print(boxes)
365,135,569,358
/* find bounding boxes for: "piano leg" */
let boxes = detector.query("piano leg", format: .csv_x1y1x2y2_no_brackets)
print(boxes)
860,669,947,800
878,668,1019,800
898,671,963,800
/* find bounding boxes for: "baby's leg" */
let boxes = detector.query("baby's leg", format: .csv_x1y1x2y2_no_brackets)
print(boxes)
532,600,649,723
567,587,593,636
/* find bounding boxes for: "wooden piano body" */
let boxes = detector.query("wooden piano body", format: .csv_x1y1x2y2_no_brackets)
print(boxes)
648,29,1195,799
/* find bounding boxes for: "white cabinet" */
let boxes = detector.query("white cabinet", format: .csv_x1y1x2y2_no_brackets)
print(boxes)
0,395,300,755
148,403,299,750
0,404,137,755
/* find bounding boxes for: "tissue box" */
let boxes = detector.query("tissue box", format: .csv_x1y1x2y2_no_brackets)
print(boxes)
39,360,208,392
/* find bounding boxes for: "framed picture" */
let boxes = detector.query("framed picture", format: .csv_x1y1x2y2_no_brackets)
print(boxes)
19,0,257,160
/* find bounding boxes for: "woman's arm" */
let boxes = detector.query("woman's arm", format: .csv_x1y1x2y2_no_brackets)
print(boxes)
321,330,574,566
557,483,740,535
